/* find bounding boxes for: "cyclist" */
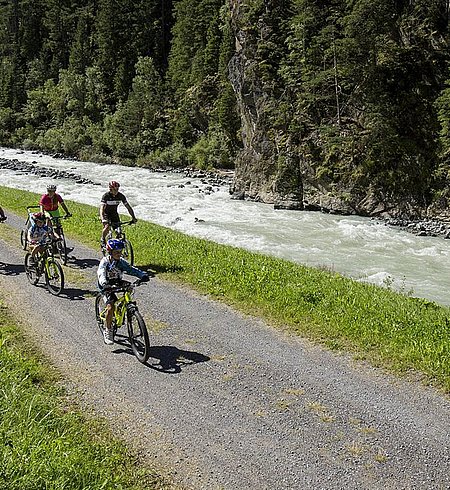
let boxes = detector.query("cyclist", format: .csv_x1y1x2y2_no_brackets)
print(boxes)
100,181,137,246
27,212,52,262
0,206,6,222
97,238,149,345
39,184,72,239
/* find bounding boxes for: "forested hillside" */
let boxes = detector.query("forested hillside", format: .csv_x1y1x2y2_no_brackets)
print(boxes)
0,0,449,218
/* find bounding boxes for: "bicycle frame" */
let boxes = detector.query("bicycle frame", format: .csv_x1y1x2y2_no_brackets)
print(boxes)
49,214,69,233
95,280,149,363
99,287,136,329
106,220,133,241
35,245,54,275
102,220,135,265
25,239,65,295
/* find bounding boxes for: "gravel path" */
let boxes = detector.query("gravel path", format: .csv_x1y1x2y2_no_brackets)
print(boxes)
0,212,449,489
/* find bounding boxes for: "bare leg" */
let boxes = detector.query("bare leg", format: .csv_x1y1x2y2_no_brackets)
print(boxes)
102,223,110,242
105,303,114,329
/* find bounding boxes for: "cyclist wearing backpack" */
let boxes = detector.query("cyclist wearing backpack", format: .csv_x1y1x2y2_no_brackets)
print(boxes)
97,238,149,345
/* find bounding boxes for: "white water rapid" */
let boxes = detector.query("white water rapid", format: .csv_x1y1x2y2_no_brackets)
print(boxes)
1,147,449,306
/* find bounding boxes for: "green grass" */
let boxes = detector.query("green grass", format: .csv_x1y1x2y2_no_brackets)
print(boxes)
0,301,171,490
1,185,450,392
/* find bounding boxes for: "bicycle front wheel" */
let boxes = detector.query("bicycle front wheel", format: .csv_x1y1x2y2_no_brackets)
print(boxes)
122,239,134,266
127,309,149,363
24,253,39,285
45,258,64,295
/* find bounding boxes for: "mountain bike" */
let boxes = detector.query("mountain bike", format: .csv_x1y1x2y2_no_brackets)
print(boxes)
102,220,134,265
24,240,65,295
49,214,71,265
95,279,150,363
20,205,41,250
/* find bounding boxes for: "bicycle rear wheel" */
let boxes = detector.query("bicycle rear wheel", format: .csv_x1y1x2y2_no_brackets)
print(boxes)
45,258,64,295
20,229,28,250
95,294,107,336
24,253,39,285
127,309,149,363
122,239,134,265
56,235,68,265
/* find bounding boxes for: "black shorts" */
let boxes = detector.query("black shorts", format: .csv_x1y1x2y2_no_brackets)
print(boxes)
105,211,120,226
102,291,118,305
100,281,130,304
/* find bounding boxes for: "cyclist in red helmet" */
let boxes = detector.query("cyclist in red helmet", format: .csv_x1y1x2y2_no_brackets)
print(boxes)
27,212,52,262
100,181,137,245
97,238,149,344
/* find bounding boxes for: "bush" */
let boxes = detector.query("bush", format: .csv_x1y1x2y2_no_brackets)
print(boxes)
187,130,235,169
136,142,188,169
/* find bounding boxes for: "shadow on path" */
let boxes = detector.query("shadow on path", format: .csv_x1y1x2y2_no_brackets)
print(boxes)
59,287,95,301
0,262,23,276
148,345,210,373
140,264,184,275
68,256,99,270
111,336,210,373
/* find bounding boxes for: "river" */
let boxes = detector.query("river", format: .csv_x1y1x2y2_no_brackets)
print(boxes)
1,147,449,306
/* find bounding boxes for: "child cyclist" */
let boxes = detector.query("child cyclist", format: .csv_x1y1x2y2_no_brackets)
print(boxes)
97,238,149,345
27,212,53,262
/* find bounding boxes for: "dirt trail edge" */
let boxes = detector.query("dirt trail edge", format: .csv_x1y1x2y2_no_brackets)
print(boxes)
0,213,449,490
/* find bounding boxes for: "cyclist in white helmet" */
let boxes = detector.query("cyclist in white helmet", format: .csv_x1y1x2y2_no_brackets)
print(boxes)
97,238,149,344
39,184,71,239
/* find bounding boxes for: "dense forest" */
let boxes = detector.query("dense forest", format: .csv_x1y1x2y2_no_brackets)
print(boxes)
0,0,450,217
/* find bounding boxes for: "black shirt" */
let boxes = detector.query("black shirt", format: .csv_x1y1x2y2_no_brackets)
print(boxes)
101,191,128,219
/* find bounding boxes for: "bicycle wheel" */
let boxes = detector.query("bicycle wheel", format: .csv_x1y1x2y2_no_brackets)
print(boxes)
95,294,107,336
56,235,68,265
20,229,28,250
127,309,149,363
24,253,39,285
122,239,134,265
45,258,64,295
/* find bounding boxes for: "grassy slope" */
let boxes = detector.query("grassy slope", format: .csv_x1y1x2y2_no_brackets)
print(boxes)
1,185,450,393
0,300,171,489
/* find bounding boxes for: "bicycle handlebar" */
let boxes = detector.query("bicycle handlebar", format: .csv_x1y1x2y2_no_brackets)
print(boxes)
30,237,53,247
101,279,147,293
49,214,71,222
114,220,135,226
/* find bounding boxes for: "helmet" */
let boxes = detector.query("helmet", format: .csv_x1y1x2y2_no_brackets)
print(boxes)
109,181,120,189
47,184,57,191
106,238,125,253
33,212,46,222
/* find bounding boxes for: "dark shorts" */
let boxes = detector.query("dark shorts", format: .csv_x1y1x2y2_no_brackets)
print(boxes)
102,291,118,305
100,281,130,304
105,211,120,225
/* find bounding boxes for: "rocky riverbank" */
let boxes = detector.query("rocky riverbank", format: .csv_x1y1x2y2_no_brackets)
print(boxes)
1,154,449,239
0,155,233,192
